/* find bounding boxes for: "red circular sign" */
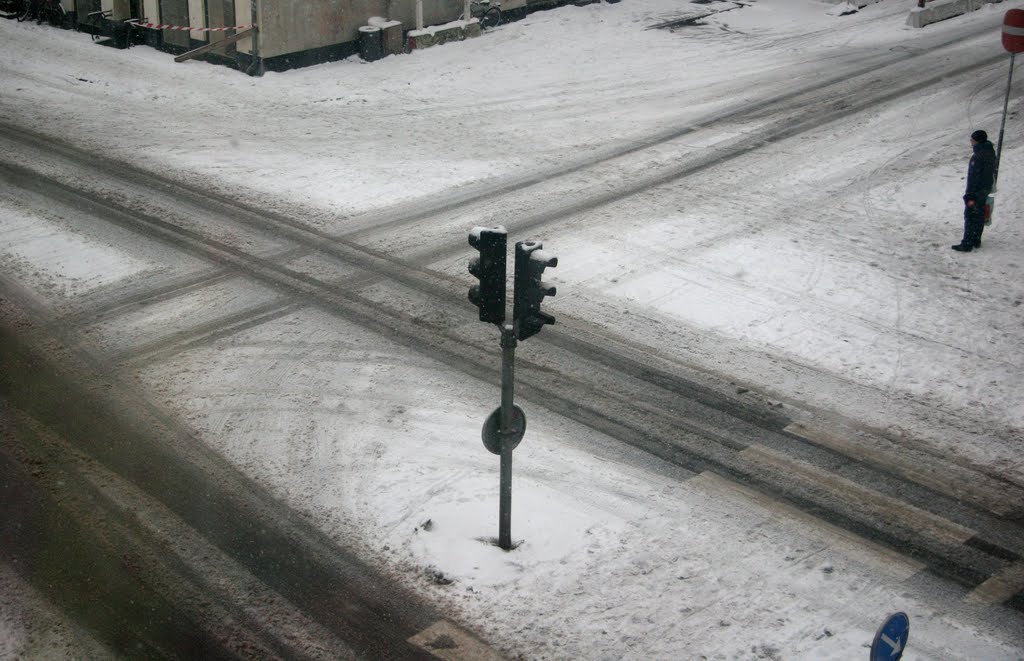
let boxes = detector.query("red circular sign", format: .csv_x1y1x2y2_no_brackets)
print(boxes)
1004,9,1024,54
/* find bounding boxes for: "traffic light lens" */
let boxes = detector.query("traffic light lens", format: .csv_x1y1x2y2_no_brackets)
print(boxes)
467,227,507,325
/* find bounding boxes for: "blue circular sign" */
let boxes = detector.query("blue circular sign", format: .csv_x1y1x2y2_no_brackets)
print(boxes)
870,612,909,661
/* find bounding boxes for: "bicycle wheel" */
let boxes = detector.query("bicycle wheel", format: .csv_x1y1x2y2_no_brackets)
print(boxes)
17,0,37,21
480,6,500,29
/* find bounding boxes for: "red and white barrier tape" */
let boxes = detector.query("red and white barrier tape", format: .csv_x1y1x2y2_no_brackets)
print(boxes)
128,21,255,32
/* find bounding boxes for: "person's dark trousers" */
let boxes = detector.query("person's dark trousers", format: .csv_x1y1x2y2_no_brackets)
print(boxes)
960,203,986,249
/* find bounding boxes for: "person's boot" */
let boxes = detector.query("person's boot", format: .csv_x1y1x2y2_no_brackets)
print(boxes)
952,244,972,252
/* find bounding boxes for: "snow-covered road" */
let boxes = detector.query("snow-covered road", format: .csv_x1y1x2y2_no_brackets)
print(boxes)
2,0,1023,657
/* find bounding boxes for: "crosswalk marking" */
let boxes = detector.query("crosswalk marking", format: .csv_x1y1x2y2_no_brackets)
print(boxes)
740,444,976,546
784,422,1021,519
692,471,925,579
966,563,1024,604
408,620,505,660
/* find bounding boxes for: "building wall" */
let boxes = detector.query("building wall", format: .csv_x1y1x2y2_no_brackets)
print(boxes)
81,0,504,66
234,0,254,56
159,0,189,46
187,0,205,40
122,0,483,63
256,0,383,58
388,0,465,29
205,0,236,50
100,0,130,18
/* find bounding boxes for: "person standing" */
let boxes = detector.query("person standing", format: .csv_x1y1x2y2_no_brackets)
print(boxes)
952,129,996,252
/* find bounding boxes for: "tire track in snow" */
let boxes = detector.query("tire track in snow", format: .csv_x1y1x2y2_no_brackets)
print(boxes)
337,23,1001,240
1,25,1022,610
2,155,1023,607
1,40,1011,375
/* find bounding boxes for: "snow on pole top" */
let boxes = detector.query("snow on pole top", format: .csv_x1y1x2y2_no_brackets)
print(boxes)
470,226,508,240
530,249,557,267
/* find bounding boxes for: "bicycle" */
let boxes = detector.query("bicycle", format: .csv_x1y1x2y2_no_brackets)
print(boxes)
15,0,65,26
465,0,501,29
0,0,25,19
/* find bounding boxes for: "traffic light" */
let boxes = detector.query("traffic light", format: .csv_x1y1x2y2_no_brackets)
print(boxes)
513,240,557,340
468,226,507,325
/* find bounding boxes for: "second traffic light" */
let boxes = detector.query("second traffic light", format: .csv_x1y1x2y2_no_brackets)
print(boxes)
468,226,507,325
513,240,558,341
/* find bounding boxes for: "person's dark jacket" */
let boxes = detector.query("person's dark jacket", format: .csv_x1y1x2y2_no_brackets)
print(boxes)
964,139,996,204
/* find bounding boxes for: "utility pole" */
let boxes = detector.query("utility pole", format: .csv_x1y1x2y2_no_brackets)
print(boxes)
991,9,1024,222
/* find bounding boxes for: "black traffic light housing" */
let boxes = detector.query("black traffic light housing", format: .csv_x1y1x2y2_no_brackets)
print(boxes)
513,240,557,340
468,226,507,325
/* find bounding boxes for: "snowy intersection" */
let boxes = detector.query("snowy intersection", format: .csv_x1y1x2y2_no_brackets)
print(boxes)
2,0,1024,658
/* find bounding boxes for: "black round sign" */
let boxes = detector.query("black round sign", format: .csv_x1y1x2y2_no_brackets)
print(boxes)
481,405,526,455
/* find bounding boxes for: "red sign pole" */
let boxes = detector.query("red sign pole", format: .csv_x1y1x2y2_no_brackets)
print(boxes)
991,9,1024,223
995,52,1015,185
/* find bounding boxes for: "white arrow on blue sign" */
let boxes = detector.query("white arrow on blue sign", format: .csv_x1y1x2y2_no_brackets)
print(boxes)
870,612,909,660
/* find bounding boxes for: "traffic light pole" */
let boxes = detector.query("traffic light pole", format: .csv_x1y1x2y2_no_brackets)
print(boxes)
468,228,556,552
498,324,517,551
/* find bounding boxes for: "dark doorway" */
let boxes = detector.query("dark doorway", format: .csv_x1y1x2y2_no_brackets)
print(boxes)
159,0,189,48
